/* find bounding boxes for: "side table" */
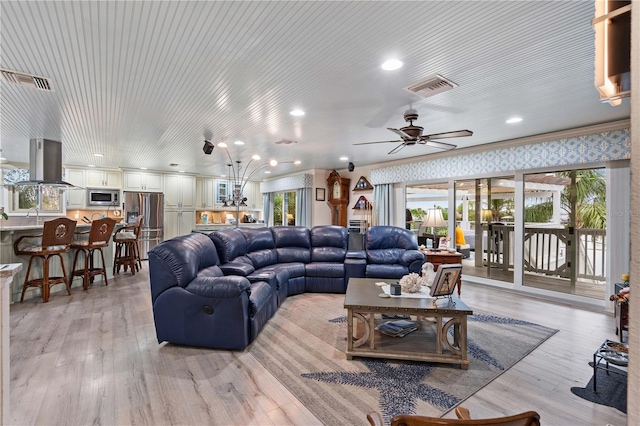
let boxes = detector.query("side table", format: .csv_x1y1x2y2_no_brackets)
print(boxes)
593,339,628,392
421,250,463,295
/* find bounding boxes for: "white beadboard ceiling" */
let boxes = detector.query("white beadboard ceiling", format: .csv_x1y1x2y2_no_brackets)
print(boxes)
0,1,630,179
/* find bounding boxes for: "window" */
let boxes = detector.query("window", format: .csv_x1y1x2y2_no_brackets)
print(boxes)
273,191,296,226
11,185,63,213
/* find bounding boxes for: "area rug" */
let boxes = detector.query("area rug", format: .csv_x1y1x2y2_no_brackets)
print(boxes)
571,362,627,413
249,293,558,425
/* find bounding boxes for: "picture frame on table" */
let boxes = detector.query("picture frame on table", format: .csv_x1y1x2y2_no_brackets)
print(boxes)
430,264,463,297
316,187,326,201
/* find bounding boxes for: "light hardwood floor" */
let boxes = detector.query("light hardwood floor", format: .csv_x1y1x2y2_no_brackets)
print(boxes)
10,263,626,426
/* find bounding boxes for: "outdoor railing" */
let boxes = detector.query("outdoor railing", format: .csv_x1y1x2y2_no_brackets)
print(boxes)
484,224,606,282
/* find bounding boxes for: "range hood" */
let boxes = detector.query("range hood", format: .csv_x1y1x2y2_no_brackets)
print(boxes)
14,139,74,187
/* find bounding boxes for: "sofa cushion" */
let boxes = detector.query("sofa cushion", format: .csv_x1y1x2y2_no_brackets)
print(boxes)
210,229,247,263
248,281,273,317
305,263,344,278
241,227,275,252
311,226,347,262
272,226,311,263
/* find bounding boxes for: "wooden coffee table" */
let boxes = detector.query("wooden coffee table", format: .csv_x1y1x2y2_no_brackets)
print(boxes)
344,278,473,369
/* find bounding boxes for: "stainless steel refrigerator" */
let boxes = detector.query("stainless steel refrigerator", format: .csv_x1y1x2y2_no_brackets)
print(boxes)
123,191,164,259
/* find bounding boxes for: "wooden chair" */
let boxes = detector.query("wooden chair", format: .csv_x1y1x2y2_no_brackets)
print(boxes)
70,217,117,290
13,217,77,303
367,406,540,426
113,215,143,275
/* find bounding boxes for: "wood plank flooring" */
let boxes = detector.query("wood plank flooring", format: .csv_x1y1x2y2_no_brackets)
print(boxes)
10,263,626,425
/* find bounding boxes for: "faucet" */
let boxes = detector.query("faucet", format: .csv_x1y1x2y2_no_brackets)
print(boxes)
26,207,40,225
90,212,103,222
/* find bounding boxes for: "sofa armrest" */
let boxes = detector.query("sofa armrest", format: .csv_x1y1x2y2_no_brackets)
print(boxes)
219,262,256,277
186,276,251,298
401,250,425,266
346,250,366,259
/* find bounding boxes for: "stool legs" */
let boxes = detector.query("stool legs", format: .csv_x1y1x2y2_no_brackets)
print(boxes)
20,253,71,303
72,247,110,290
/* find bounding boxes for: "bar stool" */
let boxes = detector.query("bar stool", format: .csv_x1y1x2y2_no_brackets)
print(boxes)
70,217,117,290
13,217,77,303
113,215,143,275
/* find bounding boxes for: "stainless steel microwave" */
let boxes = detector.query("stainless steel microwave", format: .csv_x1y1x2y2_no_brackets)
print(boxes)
86,188,119,206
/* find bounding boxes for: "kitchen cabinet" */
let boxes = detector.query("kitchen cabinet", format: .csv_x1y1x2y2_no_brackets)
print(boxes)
164,174,196,209
164,209,196,240
65,168,85,209
86,169,122,188
123,171,163,192
196,177,217,209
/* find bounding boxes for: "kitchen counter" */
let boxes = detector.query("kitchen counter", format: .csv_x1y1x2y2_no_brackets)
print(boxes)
192,223,266,233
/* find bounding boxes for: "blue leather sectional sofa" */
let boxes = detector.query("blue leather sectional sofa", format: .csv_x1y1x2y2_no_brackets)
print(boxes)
148,225,424,350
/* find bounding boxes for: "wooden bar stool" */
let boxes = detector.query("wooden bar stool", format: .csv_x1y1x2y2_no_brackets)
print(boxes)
71,217,117,290
113,215,143,275
13,217,77,303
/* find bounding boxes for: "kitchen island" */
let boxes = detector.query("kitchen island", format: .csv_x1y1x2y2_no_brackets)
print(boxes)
0,221,124,303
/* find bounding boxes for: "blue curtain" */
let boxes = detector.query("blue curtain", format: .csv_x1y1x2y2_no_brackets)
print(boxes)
263,193,272,226
295,188,312,228
373,183,394,226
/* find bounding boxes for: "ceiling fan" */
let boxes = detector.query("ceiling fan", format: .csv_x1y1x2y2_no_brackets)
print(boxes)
354,109,473,154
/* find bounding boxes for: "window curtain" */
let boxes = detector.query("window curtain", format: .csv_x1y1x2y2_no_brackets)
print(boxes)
295,187,312,228
263,193,272,226
373,183,394,226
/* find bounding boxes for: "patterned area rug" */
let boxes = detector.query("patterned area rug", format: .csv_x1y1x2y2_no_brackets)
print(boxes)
249,293,558,425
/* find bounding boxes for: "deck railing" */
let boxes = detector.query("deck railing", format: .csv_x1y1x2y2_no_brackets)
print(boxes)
485,224,606,282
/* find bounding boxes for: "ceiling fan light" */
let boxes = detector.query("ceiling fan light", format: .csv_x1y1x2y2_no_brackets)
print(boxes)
290,109,305,116
506,117,523,124
381,59,403,71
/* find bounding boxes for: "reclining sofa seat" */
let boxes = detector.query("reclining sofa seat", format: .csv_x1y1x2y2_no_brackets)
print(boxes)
364,226,425,278
148,232,276,349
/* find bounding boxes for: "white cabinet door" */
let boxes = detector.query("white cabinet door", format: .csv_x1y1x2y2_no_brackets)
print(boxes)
164,175,180,208
164,210,180,241
144,173,163,192
180,175,196,209
164,175,195,208
204,179,216,208
66,169,85,208
86,169,122,188
164,209,196,240
123,172,144,191
124,171,163,192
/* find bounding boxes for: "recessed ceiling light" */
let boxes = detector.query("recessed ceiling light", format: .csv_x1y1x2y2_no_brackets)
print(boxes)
294,160,301,165
87,164,96,167
252,154,261,160
269,159,278,166
381,59,403,71
234,140,245,145
93,153,104,157
290,109,305,116
340,156,349,161
218,142,228,148
506,116,523,124
264,170,271,174
140,167,148,170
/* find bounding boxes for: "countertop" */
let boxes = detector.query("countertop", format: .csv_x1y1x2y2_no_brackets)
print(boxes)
0,221,128,232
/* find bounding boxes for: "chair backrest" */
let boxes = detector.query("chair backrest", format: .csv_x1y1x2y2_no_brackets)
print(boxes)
133,215,144,237
41,218,77,247
367,409,540,426
389,412,540,426
88,217,117,244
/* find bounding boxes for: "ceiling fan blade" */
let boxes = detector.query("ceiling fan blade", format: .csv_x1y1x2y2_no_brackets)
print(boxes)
423,129,473,139
388,144,406,155
353,139,402,146
422,139,457,150
387,127,412,139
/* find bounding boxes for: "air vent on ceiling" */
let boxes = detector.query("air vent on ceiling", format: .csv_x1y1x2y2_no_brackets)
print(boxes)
274,139,298,145
0,68,54,92
404,74,456,98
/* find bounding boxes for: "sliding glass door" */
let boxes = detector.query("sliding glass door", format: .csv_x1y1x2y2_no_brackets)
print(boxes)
522,169,606,299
